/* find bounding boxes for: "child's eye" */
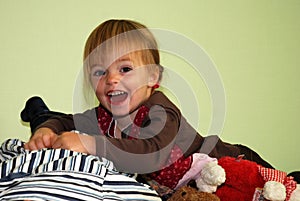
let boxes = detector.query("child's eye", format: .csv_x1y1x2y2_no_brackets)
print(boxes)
92,69,106,77
120,66,132,73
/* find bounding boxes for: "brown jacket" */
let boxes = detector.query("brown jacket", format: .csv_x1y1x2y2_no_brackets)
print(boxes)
37,91,242,173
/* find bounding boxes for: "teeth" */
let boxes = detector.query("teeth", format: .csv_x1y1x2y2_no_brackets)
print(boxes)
107,91,125,96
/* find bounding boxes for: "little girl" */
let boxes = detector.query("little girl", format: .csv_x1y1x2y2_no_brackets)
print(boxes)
24,19,272,190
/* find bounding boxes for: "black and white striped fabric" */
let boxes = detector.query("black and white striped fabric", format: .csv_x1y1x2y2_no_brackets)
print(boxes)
0,139,161,201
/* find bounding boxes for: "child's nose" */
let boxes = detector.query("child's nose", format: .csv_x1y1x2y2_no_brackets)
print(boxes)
106,72,120,85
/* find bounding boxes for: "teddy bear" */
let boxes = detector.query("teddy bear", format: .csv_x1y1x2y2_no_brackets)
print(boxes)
215,156,300,201
168,186,220,201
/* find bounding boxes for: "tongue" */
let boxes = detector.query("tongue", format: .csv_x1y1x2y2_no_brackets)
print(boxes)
110,93,128,103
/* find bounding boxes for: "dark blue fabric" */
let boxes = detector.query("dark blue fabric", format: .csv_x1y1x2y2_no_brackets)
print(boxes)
0,172,30,182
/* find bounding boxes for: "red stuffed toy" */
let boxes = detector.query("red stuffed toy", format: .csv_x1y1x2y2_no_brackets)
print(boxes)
215,156,299,201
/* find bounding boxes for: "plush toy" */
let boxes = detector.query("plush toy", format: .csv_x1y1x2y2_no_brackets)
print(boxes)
21,96,65,133
136,153,226,200
288,171,300,184
175,153,226,193
215,156,300,201
168,186,220,201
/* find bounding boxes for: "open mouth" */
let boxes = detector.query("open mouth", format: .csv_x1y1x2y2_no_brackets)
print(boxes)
107,90,128,104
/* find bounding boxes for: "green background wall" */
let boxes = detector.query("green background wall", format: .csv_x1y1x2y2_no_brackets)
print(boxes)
0,0,299,173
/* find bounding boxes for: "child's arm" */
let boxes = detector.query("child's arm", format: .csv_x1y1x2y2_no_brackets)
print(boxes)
33,114,76,135
24,113,75,150
51,131,96,155
25,108,99,151
24,127,58,150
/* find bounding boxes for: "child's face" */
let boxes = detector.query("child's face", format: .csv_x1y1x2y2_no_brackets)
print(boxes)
90,53,156,117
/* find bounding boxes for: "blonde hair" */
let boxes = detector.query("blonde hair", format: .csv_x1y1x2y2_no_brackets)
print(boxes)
83,19,163,88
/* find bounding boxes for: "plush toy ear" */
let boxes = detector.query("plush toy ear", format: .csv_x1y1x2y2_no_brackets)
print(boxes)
263,181,286,201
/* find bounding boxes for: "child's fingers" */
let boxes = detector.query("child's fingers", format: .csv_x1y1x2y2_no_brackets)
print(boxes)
42,133,57,148
42,134,51,147
51,137,62,149
51,132,75,150
24,129,57,151
24,138,44,150
51,132,90,154
23,142,30,150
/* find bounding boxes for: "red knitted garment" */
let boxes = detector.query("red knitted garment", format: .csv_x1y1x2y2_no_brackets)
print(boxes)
258,166,297,201
149,145,192,189
97,105,192,189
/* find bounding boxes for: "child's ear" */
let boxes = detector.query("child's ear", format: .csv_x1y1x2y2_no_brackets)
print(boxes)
148,67,160,88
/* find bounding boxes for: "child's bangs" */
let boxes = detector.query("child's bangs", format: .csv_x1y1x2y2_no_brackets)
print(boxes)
109,30,152,65
86,30,153,69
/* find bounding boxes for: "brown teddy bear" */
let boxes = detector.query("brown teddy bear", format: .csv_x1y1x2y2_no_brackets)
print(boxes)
168,186,220,201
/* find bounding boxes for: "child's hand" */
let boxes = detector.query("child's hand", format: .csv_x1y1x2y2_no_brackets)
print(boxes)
24,127,58,150
52,132,95,154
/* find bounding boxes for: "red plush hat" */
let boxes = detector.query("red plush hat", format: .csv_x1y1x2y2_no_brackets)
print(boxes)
215,156,265,201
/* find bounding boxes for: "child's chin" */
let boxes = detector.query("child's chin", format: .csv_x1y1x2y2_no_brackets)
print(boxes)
110,108,130,118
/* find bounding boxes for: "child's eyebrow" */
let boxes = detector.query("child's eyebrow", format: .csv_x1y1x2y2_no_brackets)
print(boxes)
90,64,105,69
117,56,132,62
89,57,133,68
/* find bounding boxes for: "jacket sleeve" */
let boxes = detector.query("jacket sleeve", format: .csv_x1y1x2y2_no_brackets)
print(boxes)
35,108,100,135
35,114,75,134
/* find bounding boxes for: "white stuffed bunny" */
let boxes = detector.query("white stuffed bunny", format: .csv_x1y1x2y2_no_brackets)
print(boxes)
195,160,226,193
175,153,225,193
